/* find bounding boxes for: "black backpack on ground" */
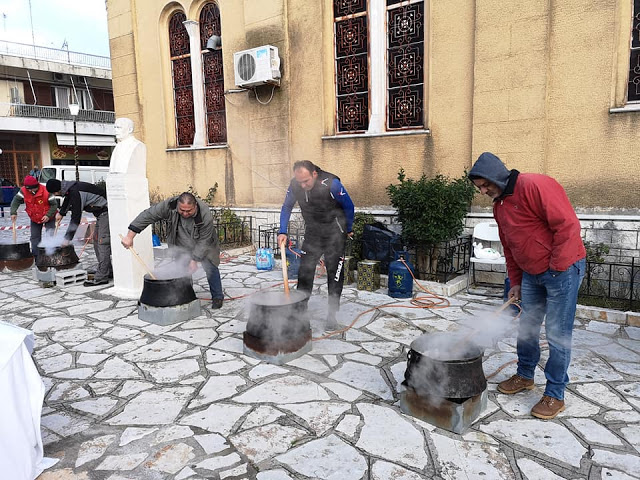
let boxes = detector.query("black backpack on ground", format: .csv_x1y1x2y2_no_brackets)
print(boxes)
360,222,403,273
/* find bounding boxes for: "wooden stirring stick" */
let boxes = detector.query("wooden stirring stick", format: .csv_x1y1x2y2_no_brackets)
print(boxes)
280,240,290,296
495,295,518,314
119,234,157,280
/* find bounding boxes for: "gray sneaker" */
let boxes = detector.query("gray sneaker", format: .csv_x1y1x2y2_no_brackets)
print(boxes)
325,312,339,331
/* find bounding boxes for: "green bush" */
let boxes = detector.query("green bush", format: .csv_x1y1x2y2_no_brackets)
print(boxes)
584,241,610,263
386,169,475,248
213,208,251,246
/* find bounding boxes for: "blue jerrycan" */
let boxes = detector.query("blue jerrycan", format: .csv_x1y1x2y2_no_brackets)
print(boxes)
256,248,274,271
388,251,414,298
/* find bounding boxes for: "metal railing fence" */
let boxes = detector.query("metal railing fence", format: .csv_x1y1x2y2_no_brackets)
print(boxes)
579,258,639,311
0,40,111,69
217,217,252,247
152,217,253,248
1,103,115,123
257,223,305,254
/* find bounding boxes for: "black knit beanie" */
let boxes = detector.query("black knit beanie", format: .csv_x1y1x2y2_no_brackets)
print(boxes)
46,179,62,193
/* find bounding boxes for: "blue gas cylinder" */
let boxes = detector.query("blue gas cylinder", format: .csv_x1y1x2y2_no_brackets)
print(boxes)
388,251,414,298
286,246,302,279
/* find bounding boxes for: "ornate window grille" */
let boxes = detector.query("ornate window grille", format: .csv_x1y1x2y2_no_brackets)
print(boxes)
200,3,227,144
169,11,195,146
387,0,424,129
332,0,426,134
629,0,640,102
334,0,370,133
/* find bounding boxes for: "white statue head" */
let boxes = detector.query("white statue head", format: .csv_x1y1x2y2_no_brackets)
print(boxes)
114,117,135,142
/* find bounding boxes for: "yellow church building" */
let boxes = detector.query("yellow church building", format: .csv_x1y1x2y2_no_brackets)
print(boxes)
106,0,640,248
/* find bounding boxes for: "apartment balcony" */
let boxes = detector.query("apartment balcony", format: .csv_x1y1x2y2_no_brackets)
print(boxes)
1,103,115,123
0,103,115,137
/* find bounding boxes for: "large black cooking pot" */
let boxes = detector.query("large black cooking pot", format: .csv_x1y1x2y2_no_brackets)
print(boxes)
139,274,197,307
36,245,79,271
0,242,34,271
403,332,486,399
244,291,311,355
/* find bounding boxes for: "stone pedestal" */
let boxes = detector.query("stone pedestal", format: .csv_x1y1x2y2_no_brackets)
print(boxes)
106,174,153,299
138,300,202,326
400,387,488,434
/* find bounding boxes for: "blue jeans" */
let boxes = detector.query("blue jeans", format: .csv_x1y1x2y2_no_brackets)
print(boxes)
516,259,586,400
201,258,223,300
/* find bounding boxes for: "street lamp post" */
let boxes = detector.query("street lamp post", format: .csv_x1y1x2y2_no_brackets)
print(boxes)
69,103,80,181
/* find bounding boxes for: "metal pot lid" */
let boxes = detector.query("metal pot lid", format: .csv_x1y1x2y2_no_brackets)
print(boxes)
250,290,308,307
410,332,483,361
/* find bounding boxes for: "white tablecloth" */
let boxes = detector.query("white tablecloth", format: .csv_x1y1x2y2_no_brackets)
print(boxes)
0,321,55,479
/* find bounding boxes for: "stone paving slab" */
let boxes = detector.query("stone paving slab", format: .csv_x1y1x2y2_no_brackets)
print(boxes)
0,246,639,479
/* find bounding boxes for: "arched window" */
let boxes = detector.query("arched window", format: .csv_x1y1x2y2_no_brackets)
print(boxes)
629,0,640,102
169,11,195,146
332,0,425,134
387,0,424,129
200,3,227,144
333,0,369,133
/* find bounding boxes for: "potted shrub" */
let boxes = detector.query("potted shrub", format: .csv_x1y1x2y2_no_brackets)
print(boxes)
386,169,475,280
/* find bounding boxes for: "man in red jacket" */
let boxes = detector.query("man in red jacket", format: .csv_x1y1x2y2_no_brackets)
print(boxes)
10,175,57,258
469,152,586,419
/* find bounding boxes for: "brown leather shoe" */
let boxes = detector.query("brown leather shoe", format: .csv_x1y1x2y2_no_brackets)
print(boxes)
497,374,535,394
531,395,565,419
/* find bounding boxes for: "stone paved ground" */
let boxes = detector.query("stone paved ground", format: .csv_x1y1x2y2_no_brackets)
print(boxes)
1,218,640,480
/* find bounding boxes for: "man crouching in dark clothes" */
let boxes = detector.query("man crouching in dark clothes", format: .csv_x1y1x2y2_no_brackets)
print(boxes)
277,161,355,330
46,179,111,287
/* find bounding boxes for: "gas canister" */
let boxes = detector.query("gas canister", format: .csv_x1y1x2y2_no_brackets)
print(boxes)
388,251,414,298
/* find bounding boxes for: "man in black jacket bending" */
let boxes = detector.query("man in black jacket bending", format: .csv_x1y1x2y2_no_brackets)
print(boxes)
46,179,111,287
277,161,355,329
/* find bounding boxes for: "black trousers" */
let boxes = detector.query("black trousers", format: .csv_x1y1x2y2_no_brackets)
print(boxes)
296,231,346,312
92,211,112,282
30,218,56,258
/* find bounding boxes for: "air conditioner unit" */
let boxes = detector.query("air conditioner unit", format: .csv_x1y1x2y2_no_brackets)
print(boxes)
233,45,281,88
53,72,65,82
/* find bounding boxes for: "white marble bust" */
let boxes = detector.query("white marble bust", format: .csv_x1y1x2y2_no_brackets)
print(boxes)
110,117,146,176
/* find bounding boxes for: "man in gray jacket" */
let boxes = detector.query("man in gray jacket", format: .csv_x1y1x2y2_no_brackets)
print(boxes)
120,192,224,308
46,179,112,287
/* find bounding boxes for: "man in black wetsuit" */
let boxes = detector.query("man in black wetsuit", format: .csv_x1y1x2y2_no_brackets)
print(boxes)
277,161,355,330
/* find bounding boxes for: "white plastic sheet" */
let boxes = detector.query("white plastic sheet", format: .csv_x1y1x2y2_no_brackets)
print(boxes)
0,321,56,479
